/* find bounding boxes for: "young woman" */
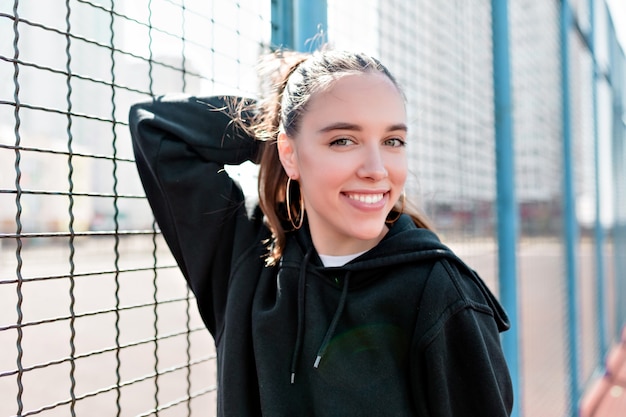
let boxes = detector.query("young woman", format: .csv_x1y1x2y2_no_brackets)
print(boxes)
129,49,513,416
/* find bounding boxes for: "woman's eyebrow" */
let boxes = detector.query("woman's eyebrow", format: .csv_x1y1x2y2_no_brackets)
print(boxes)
317,122,407,133
388,123,408,132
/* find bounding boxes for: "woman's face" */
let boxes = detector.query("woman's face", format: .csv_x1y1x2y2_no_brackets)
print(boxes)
278,72,408,256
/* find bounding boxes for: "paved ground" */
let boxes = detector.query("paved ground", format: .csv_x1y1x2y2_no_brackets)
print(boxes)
0,237,217,417
0,236,623,416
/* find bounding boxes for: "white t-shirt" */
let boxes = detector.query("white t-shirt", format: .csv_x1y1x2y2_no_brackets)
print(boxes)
318,250,367,267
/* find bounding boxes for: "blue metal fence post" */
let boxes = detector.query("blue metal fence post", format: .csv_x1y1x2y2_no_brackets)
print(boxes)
294,0,327,52
610,19,626,342
491,1,521,416
560,1,582,415
271,0,294,49
617,127,626,338
588,0,608,361
615,88,626,337
271,0,327,52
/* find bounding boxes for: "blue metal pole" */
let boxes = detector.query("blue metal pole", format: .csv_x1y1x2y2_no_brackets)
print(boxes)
614,35,626,342
616,113,626,337
613,96,625,338
271,0,294,49
491,2,521,416
293,0,327,52
560,1,581,415
588,0,608,361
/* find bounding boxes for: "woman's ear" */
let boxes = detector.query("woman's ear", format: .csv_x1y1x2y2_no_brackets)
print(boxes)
277,132,299,179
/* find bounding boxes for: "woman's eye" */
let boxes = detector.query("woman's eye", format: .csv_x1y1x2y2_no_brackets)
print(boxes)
384,137,406,147
330,137,354,146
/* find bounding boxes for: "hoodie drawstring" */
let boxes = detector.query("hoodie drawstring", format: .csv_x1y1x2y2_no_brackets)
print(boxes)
290,250,312,384
314,271,350,369
289,250,352,384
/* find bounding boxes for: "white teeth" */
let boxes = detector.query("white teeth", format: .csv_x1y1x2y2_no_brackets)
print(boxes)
347,193,384,204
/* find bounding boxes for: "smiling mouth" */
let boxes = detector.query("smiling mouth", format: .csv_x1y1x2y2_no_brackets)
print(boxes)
345,193,386,204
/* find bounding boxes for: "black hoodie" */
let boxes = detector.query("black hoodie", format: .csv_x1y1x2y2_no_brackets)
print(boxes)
129,95,513,416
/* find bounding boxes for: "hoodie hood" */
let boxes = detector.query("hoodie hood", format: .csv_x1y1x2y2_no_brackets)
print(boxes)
347,215,510,333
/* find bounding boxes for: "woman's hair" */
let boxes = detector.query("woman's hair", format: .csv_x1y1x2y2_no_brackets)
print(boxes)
245,49,433,265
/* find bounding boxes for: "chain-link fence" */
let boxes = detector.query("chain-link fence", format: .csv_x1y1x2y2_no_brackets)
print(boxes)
1,1,268,416
1,0,625,416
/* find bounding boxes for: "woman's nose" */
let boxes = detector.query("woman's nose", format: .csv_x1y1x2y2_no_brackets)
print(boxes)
357,146,388,180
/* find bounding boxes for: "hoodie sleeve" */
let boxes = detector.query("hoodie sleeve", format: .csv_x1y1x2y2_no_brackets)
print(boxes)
129,94,261,337
411,260,514,416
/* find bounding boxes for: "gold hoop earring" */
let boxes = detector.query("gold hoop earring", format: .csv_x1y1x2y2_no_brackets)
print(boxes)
386,191,405,224
286,177,305,230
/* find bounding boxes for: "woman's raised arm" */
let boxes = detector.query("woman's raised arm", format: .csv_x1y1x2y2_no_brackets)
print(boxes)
129,95,261,336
